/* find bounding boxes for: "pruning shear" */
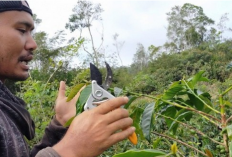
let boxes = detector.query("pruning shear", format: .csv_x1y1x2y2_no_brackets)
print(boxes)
84,62,138,145
84,62,114,110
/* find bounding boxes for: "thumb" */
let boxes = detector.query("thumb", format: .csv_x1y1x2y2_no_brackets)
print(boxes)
58,81,66,98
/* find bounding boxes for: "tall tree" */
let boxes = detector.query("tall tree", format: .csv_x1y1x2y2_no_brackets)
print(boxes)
132,43,149,71
166,3,214,51
31,14,77,82
66,0,104,67
112,33,124,66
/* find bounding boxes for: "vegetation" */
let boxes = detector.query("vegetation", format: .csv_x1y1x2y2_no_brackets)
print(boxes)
6,0,232,156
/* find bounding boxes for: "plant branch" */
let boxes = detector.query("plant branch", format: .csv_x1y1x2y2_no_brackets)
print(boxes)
226,115,232,124
120,90,220,126
182,80,220,114
152,131,207,156
158,114,224,146
175,100,221,122
221,84,232,96
45,62,63,87
82,44,94,58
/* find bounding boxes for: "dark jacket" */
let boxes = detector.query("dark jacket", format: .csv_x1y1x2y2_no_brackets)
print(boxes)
0,82,67,157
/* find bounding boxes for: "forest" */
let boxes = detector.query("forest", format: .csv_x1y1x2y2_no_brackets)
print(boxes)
9,1,232,156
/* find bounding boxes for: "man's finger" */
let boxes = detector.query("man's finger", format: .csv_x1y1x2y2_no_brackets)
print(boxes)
108,126,135,146
58,81,66,98
95,97,128,114
105,108,129,124
107,117,133,132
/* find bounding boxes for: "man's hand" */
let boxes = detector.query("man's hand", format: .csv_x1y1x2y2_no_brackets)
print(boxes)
55,81,84,126
53,97,135,157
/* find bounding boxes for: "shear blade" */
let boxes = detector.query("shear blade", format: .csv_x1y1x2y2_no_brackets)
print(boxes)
90,63,102,85
103,62,113,90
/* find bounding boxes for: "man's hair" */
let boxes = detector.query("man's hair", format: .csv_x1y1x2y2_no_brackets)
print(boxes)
0,1,32,16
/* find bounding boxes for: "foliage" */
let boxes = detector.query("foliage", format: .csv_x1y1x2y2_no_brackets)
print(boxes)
109,71,232,156
63,69,232,156
16,78,59,147
112,149,166,157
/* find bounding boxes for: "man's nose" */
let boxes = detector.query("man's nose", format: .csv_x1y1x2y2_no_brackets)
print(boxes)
25,35,37,52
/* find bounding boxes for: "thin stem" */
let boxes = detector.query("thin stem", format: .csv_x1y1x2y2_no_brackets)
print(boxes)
182,80,220,114
152,131,207,156
164,100,220,124
221,84,232,96
45,63,62,88
158,114,224,146
226,115,232,124
175,100,220,122
120,90,220,126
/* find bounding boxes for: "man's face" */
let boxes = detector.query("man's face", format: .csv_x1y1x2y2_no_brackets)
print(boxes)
0,11,37,82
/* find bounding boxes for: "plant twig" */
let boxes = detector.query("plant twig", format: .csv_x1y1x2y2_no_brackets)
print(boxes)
175,100,221,123
45,62,63,88
162,100,220,126
158,114,224,146
226,115,232,124
121,90,220,126
221,84,232,96
152,131,207,156
182,80,220,114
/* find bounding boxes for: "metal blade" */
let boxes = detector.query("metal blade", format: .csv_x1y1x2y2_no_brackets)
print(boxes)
90,63,102,85
103,62,113,90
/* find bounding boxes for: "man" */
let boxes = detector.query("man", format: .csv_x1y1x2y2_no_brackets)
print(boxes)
0,1,135,157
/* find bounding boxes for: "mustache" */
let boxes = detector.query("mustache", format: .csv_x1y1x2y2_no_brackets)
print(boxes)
18,52,33,62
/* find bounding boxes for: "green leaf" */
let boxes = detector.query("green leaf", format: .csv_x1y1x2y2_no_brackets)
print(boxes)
224,100,232,107
187,91,212,113
187,93,204,111
187,71,209,88
141,102,155,142
229,141,232,156
163,82,184,100
114,87,123,97
124,96,138,109
227,124,232,141
162,106,177,127
112,149,166,157
67,83,85,102
130,107,145,140
153,138,161,149
169,111,192,134
64,116,75,127
76,85,92,115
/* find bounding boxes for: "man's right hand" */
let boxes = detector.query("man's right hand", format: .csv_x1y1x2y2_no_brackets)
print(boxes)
53,97,135,157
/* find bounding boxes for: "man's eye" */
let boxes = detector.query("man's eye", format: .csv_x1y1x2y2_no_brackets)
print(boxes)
18,29,26,33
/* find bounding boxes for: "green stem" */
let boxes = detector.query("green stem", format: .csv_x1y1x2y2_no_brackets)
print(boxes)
45,63,63,88
152,131,207,156
120,90,220,126
175,100,220,122
182,80,220,114
221,84,232,96
219,94,229,153
161,100,219,126
159,114,224,146
219,95,224,115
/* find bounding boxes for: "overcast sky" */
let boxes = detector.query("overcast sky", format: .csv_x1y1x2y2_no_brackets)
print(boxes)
28,0,232,66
